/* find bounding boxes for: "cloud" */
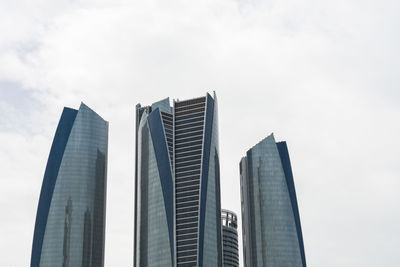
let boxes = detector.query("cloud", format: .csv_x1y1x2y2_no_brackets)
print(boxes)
1,0,399,266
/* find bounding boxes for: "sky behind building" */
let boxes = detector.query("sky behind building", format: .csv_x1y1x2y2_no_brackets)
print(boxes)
0,0,400,266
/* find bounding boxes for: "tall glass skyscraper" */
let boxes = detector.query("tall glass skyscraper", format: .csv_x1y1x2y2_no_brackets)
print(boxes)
31,103,108,267
134,93,222,267
221,210,239,267
240,134,306,267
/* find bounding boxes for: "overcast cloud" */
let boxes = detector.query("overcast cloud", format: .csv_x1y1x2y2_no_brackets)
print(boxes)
1,0,399,266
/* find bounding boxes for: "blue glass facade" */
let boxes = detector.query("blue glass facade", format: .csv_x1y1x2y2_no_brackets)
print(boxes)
134,93,222,267
240,134,306,267
31,103,108,267
200,94,222,267
135,110,174,267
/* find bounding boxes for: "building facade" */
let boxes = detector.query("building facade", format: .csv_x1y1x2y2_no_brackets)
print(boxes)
240,134,306,267
134,93,223,267
221,210,239,267
31,103,108,267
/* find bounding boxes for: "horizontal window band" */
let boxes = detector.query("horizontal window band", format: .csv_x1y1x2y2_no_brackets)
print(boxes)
176,212,198,219
175,144,203,153
177,248,197,255
175,107,205,116
176,213,199,220
176,226,198,233
176,183,200,191
175,154,202,162
175,177,200,185
175,169,201,176
175,110,205,121
176,217,198,225
175,162,201,168
176,219,199,227
176,184,200,191
177,251,197,258
175,154,202,164
175,132,203,140
175,160,202,169
176,233,197,240
175,204,199,213
176,236,198,241
175,117,204,126
174,108,206,118
175,150,202,159
176,206,199,214
176,189,199,197
177,246,198,252
175,124,204,133
176,222,199,230
176,215,198,221
175,121,205,131
175,158,201,166
176,232,198,239
175,125,204,135
175,104,205,113
175,173,200,179
176,196,200,203
175,116,204,126
177,256,197,264
175,141,203,149
177,239,198,247
176,185,200,194
175,178,200,185
177,250,197,258
175,136,203,146
175,164,201,173
176,195,199,203
175,115,204,124
175,102,205,111
176,220,198,227
176,187,200,195
175,203,199,210
175,128,203,138
175,97,206,107
176,248,198,255
175,199,200,205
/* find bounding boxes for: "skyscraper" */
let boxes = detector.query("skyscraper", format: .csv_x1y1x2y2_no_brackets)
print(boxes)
31,103,108,267
134,92,222,267
240,134,306,267
221,209,239,267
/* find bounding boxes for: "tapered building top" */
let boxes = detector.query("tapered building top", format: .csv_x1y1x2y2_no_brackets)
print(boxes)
31,103,108,267
240,134,306,267
134,92,222,267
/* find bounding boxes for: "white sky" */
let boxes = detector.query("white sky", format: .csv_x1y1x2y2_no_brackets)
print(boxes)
1,0,399,266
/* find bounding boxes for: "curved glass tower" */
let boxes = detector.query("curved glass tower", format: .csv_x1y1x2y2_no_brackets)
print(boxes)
31,103,108,267
221,209,239,267
240,134,306,267
134,93,222,267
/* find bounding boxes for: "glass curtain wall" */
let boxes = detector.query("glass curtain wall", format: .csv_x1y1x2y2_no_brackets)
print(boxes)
240,134,306,267
134,93,222,267
31,103,108,267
